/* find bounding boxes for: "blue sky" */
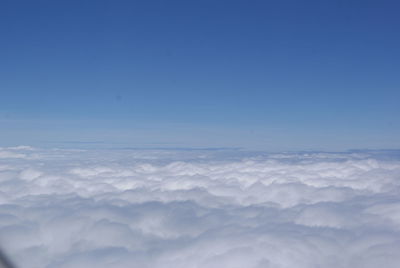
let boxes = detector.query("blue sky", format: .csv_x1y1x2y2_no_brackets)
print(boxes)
1,0,399,150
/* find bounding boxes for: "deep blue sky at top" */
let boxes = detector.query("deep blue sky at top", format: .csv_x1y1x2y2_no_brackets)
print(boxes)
1,0,399,150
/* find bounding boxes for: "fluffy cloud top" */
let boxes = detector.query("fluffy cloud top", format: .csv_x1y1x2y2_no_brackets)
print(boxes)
0,147,400,268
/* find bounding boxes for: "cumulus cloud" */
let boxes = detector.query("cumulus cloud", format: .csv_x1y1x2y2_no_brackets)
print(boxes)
0,147,400,268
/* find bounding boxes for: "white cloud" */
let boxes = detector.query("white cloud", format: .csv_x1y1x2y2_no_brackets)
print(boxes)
0,151,27,159
0,147,399,267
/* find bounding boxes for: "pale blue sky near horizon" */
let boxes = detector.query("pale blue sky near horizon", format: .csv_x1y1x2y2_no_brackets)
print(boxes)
1,0,399,150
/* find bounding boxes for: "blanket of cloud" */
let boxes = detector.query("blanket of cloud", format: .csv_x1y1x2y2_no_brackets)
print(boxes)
0,146,400,268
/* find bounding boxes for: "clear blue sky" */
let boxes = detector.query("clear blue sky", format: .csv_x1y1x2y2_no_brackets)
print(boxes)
1,0,399,150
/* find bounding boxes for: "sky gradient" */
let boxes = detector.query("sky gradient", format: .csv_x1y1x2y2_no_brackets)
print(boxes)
1,0,399,150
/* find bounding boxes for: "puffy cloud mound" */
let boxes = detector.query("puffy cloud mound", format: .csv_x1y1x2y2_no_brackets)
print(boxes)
0,147,400,268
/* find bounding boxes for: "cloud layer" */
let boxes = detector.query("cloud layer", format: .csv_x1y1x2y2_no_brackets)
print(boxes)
0,147,400,268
